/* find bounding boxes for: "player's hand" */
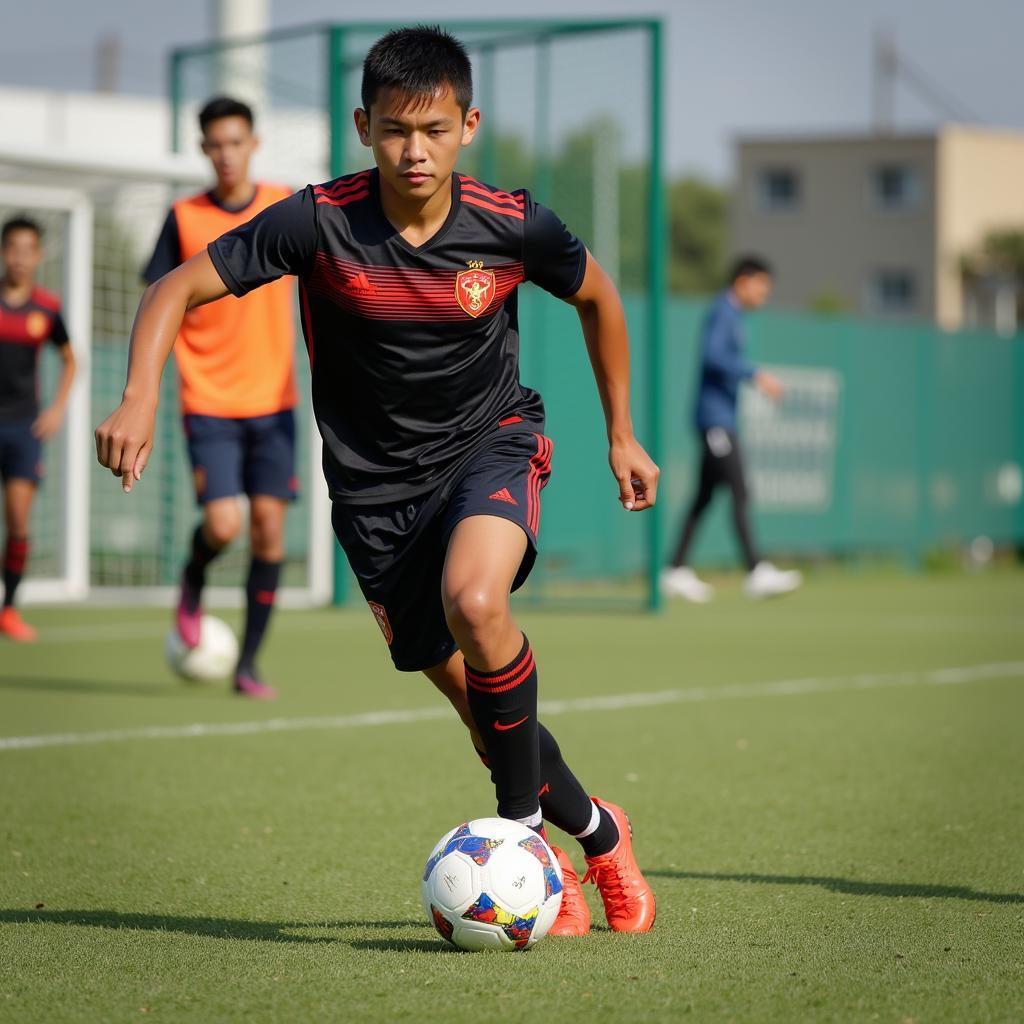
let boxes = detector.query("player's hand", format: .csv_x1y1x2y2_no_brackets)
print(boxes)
94,397,157,493
756,370,784,401
31,406,64,441
609,435,659,512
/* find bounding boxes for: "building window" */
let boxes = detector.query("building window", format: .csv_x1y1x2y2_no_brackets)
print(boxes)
869,269,917,313
871,164,921,210
756,167,801,211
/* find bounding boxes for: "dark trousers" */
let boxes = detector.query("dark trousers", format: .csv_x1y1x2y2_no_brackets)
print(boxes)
670,427,760,571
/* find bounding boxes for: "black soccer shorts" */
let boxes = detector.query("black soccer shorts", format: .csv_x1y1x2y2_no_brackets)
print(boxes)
331,419,553,672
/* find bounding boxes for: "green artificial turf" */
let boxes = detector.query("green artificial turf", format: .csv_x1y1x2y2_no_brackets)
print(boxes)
1,569,1022,1022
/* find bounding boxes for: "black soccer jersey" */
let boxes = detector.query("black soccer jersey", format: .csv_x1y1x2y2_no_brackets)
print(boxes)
0,286,69,421
208,168,586,504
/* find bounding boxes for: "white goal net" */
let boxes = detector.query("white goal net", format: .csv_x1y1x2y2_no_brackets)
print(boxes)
0,145,332,606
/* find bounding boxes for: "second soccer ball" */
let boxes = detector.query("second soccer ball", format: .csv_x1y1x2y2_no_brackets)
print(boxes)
164,615,238,682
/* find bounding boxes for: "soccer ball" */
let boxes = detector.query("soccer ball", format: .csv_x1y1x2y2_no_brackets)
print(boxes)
421,817,563,951
164,616,238,682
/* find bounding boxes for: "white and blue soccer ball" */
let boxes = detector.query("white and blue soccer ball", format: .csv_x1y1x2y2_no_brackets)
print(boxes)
164,615,238,682
421,817,563,951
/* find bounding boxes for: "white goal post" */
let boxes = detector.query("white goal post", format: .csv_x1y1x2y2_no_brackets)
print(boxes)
0,182,91,603
0,146,333,608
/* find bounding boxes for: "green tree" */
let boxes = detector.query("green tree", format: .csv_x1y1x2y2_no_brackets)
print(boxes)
970,228,1024,280
961,227,1024,331
667,176,729,295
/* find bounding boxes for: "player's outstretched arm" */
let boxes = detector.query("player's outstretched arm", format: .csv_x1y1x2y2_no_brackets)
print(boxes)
95,252,228,492
33,341,76,441
564,250,659,512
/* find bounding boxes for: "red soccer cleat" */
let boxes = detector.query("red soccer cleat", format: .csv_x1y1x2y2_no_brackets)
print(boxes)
547,845,590,936
582,798,656,933
0,606,37,642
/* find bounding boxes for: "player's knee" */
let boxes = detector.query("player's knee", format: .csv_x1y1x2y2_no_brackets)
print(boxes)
249,513,283,559
443,585,507,646
204,508,242,547
6,509,30,537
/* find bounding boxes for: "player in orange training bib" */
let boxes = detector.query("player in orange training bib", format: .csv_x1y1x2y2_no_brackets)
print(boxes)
143,97,296,699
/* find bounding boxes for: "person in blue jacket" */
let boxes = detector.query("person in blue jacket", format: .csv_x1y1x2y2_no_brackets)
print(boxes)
662,256,801,601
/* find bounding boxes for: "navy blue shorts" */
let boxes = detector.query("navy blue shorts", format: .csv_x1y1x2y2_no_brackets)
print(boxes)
0,419,43,484
183,410,298,506
332,421,553,672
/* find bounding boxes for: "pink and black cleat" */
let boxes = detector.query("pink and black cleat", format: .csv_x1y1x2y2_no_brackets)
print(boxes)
176,574,202,649
233,670,278,700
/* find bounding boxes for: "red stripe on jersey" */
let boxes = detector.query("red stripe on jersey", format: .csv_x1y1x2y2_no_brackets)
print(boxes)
315,172,371,199
315,189,370,208
459,181,524,209
458,175,524,206
498,415,523,427
0,331,44,348
30,286,62,313
460,194,525,220
299,280,314,369
309,253,525,321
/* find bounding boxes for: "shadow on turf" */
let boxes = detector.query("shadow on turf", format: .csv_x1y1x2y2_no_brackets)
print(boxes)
649,870,1024,905
0,909,441,945
0,675,185,698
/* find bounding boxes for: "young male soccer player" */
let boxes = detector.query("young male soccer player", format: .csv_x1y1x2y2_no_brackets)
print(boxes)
0,217,76,641
144,96,297,699
661,256,802,601
97,27,658,935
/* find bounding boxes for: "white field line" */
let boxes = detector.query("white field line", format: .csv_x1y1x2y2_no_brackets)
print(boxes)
31,617,365,644
1,661,1021,754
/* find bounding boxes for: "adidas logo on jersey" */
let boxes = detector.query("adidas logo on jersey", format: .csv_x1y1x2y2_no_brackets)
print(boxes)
488,487,518,505
342,271,378,296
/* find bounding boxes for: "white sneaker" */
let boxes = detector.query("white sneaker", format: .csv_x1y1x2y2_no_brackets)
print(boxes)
744,561,802,599
660,566,715,603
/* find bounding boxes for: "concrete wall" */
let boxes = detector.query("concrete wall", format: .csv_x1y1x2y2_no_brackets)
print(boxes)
0,86,170,161
732,133,938,320
733,126,1024,329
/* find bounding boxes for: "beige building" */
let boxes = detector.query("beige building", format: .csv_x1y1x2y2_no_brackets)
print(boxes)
731,125,1024,332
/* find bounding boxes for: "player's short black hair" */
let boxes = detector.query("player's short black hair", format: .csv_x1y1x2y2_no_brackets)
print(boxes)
729,255,773,282
361,26,473,116
1,215,42,246
198,96,254,134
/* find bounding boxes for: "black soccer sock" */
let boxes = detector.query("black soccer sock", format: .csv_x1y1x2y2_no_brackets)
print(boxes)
576,804,620,859
465,634,542,828
182,523,224,604
537,723,620,857
470,690,615,849
536,724,594,833
238,557,281,674
3,536,29,608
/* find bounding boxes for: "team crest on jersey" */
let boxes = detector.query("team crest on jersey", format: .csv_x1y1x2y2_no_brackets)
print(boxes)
25,312,48,339
456,262,496,318
368,601,393,646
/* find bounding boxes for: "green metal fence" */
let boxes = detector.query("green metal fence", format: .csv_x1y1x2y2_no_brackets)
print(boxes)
659,302,1024,568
